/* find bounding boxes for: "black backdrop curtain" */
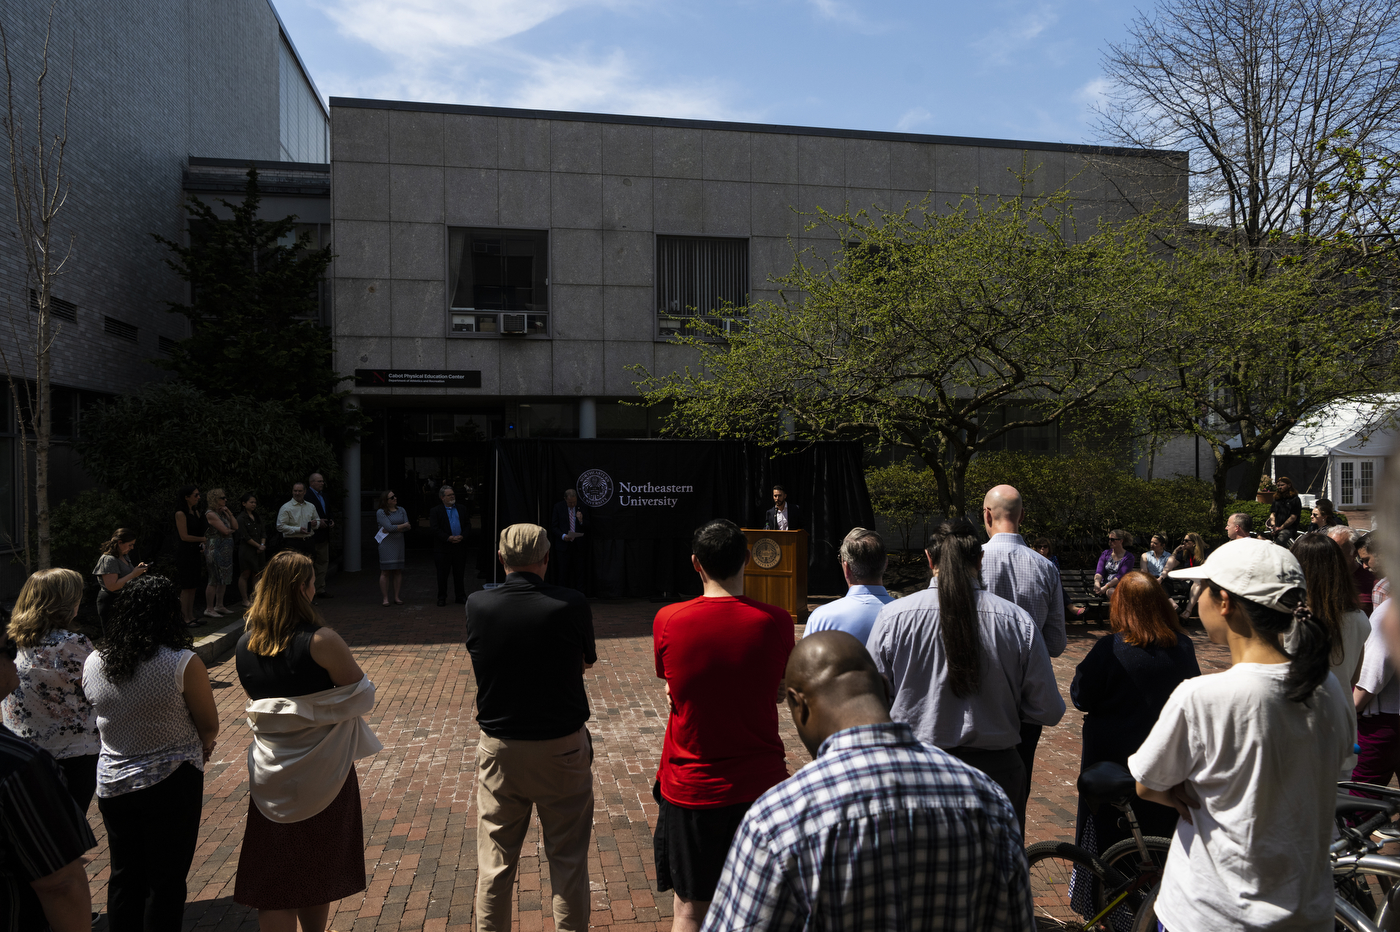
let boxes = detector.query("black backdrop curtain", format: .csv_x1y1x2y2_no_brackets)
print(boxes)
489,439,872,598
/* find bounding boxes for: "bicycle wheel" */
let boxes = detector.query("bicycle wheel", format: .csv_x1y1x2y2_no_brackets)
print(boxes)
1025,841,1108,930
1098,836,1172,930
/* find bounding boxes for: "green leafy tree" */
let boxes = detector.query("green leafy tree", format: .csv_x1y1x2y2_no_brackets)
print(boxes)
154,169,357,439
74,382,339,520
637,192,1169,517
864,462,941,551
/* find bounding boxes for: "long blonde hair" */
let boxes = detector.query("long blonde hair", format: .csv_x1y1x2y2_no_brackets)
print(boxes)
244,550,321,656
205,488,226,512
9,568,84,647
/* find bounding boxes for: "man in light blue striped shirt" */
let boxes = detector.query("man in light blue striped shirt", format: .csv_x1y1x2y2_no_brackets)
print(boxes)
803,528,894,650
980,484,1066,825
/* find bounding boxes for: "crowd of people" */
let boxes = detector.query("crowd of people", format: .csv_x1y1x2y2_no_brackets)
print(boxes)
2,470,1399,931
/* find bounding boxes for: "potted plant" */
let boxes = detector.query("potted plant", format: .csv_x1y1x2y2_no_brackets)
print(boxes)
1257,475,1276,504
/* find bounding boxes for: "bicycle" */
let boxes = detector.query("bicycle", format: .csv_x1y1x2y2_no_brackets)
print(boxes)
1025,761,1172,930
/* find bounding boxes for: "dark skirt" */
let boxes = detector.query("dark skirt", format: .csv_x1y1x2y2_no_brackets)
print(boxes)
233,764,366,910
175,543,204,590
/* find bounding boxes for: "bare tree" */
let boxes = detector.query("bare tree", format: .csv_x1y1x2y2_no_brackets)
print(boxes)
1097,0,1400,264
0,3,71,572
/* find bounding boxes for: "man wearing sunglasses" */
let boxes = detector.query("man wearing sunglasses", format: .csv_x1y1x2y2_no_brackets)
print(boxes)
0,631,96,931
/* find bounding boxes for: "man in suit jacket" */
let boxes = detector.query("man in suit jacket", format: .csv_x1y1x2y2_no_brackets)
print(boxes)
763,485,805,532
550,489,587,592
306,472,335,598
429,484,471,606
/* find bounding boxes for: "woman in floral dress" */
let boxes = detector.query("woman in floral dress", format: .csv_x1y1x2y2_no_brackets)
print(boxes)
2,567,99,810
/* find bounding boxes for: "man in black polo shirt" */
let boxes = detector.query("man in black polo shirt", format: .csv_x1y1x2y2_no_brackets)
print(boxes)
465,524,596,932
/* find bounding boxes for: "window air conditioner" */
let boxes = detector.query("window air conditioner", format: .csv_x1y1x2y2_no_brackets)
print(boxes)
501,313,528,335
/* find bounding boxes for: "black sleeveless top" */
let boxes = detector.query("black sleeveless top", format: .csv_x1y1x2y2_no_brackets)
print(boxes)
236,622,335,699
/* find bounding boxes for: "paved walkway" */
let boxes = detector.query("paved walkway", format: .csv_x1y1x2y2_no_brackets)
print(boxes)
79,558,1231,932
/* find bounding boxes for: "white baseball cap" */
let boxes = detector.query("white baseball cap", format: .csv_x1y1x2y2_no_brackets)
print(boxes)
1170,537,1307,612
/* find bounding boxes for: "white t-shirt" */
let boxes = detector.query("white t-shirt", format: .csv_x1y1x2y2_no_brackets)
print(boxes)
1128,663,1355,931
1358,598,1399,714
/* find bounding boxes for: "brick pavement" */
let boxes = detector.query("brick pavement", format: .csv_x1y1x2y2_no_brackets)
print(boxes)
78,557,1232,931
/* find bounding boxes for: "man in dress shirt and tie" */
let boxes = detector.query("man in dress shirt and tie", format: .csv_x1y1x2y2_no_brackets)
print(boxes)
430,485,470,607
276,482,319,559
979,484,1065,823
803,528,894,651
551,489,586,592
763,485,804,532
305,472,336,599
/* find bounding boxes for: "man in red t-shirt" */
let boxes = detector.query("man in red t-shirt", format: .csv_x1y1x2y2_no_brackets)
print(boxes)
653,518,794,932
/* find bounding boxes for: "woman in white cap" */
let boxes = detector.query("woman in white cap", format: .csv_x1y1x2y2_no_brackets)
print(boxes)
1127,538,1354,932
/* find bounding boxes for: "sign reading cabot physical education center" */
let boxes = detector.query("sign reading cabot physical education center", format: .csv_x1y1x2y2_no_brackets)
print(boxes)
354,369,482,387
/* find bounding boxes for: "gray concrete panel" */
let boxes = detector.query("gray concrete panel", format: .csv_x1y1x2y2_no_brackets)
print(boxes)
980,151,1033,197
604,340,655,395
332,221,392,279
797,186,849,230
893,190,934,226
890,142,934,193
498,118,552,172
654,178,703,233
751,133,799,184
551,228,604,285
936,145,980,194
445,167,499,226
603,285,655,342
389,164,445,223
390,335,446,369
601,123,652,176
1065,155,1108,201
390,223,446,281
703,181,751,236
750,236,798,288
391,279,447,337
332,106,389,163
603,231,652,287
499,339,554,394
338,335,389,370
797,136,845,187
551,172,603,229
444,338,501,393
652,340,704,379
549,284,604,341
1022,150,1067,196
552,340,605,395
602,174,652,231
653,127,702,179
444,114,499,169
498,171,551,228
332,162,390,221
846,187,891,216
749,184,804,237
334,278,390,336
702,130,750,182
552,121,602,174
846,138,891,190
389,109,444,166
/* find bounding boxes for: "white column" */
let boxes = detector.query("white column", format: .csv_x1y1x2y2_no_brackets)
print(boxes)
342,399,363,572
579,397,597,438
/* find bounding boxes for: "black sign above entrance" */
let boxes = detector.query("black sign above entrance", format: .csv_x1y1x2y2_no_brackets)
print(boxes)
354,369,482,388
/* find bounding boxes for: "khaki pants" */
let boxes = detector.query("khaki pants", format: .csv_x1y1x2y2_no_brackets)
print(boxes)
475,726,594,932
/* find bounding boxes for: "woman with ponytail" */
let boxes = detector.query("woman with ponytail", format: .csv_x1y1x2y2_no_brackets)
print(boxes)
866,518,1065,829
1127,538,1354,932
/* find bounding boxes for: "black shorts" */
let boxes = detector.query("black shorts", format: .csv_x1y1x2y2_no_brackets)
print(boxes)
652,782,752,901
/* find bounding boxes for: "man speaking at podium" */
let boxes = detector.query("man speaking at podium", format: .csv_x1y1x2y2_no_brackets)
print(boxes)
763,485,804,532
551,489,587,591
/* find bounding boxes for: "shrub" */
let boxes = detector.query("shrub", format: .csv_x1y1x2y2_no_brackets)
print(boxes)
49,489,133,574
865,462,941,551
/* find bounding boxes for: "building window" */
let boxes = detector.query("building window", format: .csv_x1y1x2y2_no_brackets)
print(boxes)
656,236,748,337
448,228,549,337
279,36,328,163
1338,458,1379,506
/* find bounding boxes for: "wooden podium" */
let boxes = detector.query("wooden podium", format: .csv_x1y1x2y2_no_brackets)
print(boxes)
742,529,808,623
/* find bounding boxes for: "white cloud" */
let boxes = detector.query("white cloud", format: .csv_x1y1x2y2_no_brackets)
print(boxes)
314,0,606,54
896,107,932,132
805,0,885,34
1074,76,1111,109
971,3,1060,65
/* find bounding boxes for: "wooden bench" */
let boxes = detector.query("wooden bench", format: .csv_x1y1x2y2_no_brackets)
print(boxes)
1060,568,1109,622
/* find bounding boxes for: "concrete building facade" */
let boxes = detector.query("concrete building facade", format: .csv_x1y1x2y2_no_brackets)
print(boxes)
328,98,1187,567
0,0,328,537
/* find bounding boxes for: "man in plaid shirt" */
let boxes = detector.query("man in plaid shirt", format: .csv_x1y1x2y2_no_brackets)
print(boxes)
702,631,1032,932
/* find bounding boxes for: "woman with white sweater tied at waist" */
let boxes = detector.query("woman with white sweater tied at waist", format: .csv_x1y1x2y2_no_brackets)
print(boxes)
232,551,381,932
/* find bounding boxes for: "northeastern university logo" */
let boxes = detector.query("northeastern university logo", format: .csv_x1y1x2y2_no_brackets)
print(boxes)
578,469,614,507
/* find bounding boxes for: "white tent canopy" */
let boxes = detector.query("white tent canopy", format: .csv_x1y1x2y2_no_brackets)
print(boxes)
1274,395,1400,458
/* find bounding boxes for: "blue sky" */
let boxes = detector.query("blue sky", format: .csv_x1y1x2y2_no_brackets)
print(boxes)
272,0,1138,145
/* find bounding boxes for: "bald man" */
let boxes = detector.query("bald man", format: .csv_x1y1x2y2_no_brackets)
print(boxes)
980,484,1065,822
702,632,1031,931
